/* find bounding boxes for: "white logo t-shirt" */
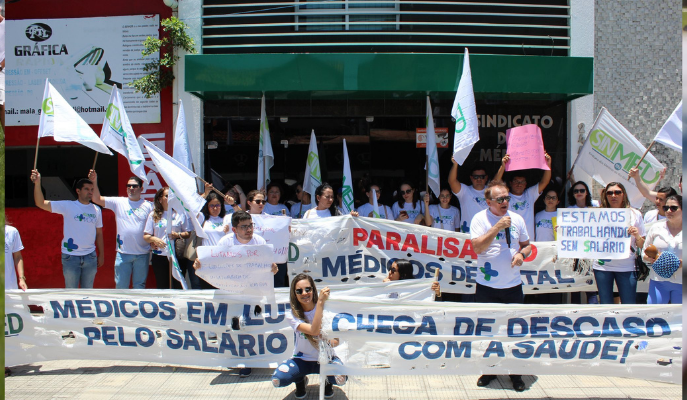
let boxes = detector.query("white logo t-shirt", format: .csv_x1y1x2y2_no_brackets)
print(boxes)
51,200,103,256
104,197,153,255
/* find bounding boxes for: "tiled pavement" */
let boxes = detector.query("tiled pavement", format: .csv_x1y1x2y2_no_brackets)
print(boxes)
4,359,681,399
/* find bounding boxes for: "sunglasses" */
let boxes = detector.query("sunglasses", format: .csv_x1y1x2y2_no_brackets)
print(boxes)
662,205,679,212
471,174,487,180
400,189,413,195
491,196,511,204
127,184,140,188
545,195,558,200
295,286,313,295
252,199,266,204
606,190,623,197
573,188,587,194
237,223,254,231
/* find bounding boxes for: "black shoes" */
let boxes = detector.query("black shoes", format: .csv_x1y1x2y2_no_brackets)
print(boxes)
324,380,334,398
295,376,308,399
476,374,496,386
510,375,526,392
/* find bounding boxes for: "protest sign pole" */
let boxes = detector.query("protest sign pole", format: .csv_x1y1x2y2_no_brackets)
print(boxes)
33,137,40,170
92,152,98,170
626,140,654,179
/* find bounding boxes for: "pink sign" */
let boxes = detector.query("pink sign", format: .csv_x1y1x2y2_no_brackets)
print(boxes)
505,124,550,171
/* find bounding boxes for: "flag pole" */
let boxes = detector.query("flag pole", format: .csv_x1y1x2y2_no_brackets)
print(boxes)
33,136,40,170
194,176,227,197
169,259,172,289
92,152,98,170
425,155,429,197
262,156,266,190
626,140,654,179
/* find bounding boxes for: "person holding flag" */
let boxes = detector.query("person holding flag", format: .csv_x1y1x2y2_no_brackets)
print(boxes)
31,170,104,288
88,170,153,289
291,183,313,219
143,187,192,289
304,183,358,219
448,159,490,233
357,183,393,219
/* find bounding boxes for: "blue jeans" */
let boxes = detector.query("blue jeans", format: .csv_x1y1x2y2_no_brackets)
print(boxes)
647,280,682,304
62,251,98,288
272,356,346,387
593,269,637,304
114,253,150,289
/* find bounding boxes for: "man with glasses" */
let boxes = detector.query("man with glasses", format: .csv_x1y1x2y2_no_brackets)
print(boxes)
493,153,552,238
470,180,532,392
448,158,490,233
88,170,153,289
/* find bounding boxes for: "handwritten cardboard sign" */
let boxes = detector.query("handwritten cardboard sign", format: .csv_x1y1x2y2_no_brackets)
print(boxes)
196,244,275,302
505,124,550,171
556,209,631,259
251,214,291,263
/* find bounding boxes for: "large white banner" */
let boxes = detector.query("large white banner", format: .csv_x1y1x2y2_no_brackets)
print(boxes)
556,209,632,260
6,290,680,383
7,15,160,125
196,245,275,302
288,216,596,294
573,108,664,209
321,298,681,384
251,214,291,263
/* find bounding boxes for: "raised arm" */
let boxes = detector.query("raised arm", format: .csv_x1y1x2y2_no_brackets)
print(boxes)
30,169,51,212
537,153,552,193
448,157,462,194
87,169,106,207
423,193,433,226
493,155,508,182
628,167,657,201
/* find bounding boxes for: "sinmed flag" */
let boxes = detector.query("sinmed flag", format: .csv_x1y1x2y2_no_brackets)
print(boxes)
425,96,441,198
303,129,322,197
258,94,274,190
341,139,354,214
451,48,479,165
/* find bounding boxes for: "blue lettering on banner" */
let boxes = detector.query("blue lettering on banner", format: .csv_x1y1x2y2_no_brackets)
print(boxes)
51,300,177,320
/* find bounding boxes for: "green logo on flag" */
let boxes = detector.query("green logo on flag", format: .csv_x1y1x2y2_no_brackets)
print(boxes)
42,97,54,116
106,104,123,133
307,151,321,181
589,129,660,184
454,104,466,134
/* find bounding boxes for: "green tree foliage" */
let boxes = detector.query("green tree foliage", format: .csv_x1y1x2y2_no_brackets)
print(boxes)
130,17,197,98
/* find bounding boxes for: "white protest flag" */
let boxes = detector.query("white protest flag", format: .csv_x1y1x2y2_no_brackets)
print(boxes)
173,99,194,171
100,86,147,182
139,137,207,239
573,108,664,209
425,96,441,197
164,206,188,290
451,48,479,165
257,94,274,190
303,129,322,198
653,101,682,151
341,139,355,214
37,79,111,154
371,188,382,218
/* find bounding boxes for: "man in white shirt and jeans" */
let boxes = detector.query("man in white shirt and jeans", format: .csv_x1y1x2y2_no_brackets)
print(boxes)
31,169,104,288
470,180,532,392
88,170,153,289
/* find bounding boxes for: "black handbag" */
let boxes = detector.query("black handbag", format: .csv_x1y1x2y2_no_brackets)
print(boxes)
632,247,650,281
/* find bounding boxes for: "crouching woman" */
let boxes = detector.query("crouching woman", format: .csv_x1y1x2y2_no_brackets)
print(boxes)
272,273,346,399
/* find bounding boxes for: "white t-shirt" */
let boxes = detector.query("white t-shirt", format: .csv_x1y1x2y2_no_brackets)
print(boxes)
569,200,600,208
644,221,682,284
392,201,425,223
264,202,289,216
453,185,487,233
507,185,541,239
287,307,335,361
290,202,314,219
217,232,267,246
593,208,645,272
51,200,103,256
5,226,24,290
198,214,232,246
357,203,394,220
470,209,529,289
104,197,153,255
303,208,336,219
534,210,557,242
144,211,189,257
427,205,460,231
643,209,665,225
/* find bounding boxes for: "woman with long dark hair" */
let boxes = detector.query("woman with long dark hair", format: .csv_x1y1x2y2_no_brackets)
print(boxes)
643,195,682,304
303,183,358,218
593,182,645,304
271,273,346,398
392,182,424,224
143,187,191,289
567,180,598,208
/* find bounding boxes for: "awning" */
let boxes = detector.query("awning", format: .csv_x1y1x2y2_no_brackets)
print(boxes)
185,53,593,103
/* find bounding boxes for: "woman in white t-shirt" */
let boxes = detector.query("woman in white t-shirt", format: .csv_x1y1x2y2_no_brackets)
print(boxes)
143,187,191,289
392,182,424,224
271,274,346,398
245,190,267,215
423,188,460,231
264,182,290,216
565,180,599,304
593,182,645,304
534,189,559,241
303,183,358,219
197,191,232,289
356,183,393,219
642,195,682,304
